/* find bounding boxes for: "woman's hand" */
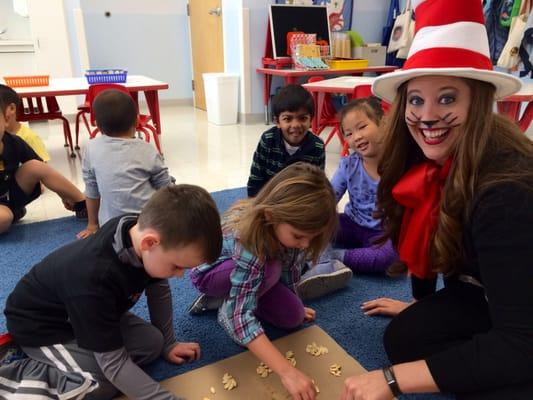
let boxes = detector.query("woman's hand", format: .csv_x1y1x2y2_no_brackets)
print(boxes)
341,370,394,400
280,367,317,400
165,342,201,365
361,298,412,317
304,307,316,322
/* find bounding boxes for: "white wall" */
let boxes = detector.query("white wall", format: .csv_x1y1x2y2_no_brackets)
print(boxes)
243,0,272,116
238,0,394,115
80,0,192,100
0,0,37,77
0,0,32,40
351,0,390,44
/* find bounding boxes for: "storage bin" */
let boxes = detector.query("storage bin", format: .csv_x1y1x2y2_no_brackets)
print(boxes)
352,44,387,66
3,75,49,87
326,58,369,70
85,69,128,84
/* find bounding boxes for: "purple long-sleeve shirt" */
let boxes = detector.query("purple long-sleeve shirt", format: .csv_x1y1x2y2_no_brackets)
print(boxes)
331,153,380,230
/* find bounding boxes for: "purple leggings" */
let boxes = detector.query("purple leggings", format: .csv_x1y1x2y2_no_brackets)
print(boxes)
335,213,398,273
191,259,305,329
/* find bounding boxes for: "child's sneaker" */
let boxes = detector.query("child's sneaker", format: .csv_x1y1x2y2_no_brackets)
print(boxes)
188,294,224,315
0,333,26,366
297,260,353,301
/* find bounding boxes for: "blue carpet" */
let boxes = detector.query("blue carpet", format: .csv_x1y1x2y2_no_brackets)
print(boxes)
0,187,450,399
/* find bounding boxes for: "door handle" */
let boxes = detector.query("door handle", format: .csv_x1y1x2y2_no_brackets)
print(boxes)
208,7,221,16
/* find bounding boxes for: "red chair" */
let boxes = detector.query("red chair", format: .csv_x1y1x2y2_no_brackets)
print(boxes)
17,96,76,157
308,76,348,156
74,96,91,150
78,84,162,155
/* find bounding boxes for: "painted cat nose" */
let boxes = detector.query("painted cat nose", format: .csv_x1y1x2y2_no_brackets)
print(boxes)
421,120,439,128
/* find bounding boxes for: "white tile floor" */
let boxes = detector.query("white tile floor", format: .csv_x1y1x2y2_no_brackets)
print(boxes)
22,104,343,224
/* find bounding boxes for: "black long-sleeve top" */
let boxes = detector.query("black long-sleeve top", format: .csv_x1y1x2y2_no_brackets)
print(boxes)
426,180,533,393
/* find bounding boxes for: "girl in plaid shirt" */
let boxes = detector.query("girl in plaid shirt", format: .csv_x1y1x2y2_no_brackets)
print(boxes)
190,162,337,400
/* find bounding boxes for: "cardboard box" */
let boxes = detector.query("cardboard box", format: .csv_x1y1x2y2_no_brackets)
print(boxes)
352,44,386,66
117,325,367,399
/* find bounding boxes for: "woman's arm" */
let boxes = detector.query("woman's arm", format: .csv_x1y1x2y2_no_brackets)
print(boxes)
424,183,533,393
342,360,439,400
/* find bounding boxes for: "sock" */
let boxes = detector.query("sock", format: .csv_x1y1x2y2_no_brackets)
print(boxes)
330,248,346,261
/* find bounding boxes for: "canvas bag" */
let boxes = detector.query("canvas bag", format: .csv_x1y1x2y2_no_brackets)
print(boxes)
497,13,528,68
388,0,413,53
397,9,415,59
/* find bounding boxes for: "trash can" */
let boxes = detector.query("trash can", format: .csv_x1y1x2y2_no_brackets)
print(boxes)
203,73,239,125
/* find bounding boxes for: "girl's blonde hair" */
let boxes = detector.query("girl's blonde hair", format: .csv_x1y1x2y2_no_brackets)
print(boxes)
376,78,533,276
225,162,338,263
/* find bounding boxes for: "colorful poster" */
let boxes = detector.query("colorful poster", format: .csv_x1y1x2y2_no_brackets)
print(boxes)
275,0,353,31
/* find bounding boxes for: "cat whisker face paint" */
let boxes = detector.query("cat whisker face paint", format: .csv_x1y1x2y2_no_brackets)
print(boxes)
404,76,472,165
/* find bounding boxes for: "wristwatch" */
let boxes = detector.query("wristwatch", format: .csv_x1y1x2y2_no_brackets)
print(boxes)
382,366,402,397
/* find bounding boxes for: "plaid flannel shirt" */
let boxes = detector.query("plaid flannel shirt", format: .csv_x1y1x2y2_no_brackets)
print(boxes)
190,231,306,346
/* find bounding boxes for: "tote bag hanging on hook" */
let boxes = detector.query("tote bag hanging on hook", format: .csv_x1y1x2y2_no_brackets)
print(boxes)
387,0,412,53
397,11,415,59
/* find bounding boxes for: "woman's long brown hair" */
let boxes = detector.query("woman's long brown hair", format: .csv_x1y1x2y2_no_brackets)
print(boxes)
375,78,533,276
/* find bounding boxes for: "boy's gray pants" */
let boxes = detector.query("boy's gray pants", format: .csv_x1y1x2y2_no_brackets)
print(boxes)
0,312,163,400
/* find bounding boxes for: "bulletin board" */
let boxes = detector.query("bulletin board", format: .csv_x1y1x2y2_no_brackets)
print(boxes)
275,0,354,32
269,4,331,59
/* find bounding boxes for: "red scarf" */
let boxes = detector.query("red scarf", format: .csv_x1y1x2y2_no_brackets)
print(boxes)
392,158,452,279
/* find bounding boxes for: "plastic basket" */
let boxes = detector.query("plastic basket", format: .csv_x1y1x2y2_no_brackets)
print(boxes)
3,75,50,87
85,69,128,84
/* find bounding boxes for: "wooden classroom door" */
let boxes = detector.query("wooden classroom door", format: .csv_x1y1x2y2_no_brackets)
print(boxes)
188,0,224,110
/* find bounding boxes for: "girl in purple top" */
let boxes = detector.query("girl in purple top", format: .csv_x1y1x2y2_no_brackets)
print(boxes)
330,98,398,273
298,98,398,299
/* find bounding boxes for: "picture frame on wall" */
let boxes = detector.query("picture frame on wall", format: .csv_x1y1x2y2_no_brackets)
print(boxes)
275,0,353,31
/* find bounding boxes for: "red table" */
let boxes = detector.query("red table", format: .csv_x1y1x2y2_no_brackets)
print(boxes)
4,76,169,156
302,76,377,132
496,82,533,132
257,66,397,124
303,76,533,133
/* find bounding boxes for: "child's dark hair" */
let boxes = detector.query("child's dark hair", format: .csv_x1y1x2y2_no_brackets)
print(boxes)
138,185,222,263
0,84,20,113
93,90,137,137
339,96,384,134
271,84,315,120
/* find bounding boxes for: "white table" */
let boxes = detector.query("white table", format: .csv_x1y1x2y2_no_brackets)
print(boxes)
1,75,169,157
9,75,169,135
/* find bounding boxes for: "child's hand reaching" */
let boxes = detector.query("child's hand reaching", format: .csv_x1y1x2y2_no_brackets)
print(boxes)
280,367,317,400
304,307,316,322
77,224,98,239
165,342,201,365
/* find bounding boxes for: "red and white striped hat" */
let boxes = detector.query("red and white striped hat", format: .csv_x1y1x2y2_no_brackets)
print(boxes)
372,0,522,103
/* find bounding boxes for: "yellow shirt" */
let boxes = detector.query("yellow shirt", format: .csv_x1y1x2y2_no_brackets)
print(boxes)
16,124,50,162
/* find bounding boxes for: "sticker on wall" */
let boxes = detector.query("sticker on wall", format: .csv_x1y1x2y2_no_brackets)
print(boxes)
275,0,354,31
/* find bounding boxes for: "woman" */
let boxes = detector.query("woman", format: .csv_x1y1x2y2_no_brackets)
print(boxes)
342,0,533,399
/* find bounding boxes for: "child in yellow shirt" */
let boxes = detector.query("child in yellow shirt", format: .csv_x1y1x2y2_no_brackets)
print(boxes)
0,84,50,162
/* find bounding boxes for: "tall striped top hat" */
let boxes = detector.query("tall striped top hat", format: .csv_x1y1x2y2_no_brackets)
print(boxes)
372,0,522,103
